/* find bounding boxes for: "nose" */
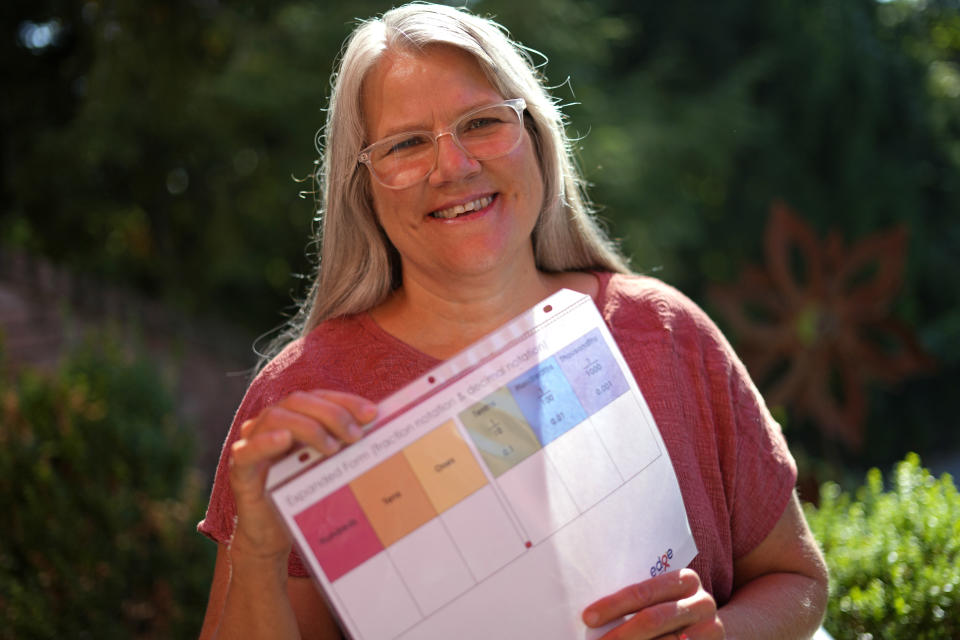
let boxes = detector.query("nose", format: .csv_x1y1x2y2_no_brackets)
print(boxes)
428,132,481,185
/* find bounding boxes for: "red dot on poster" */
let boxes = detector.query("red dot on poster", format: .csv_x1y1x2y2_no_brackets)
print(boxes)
525,541,532,548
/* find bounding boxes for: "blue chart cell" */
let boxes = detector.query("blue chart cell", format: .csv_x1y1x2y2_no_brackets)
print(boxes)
555,328,629,416
507,357,587,445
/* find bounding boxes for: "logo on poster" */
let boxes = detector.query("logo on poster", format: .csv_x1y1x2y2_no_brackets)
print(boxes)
649,548,673,577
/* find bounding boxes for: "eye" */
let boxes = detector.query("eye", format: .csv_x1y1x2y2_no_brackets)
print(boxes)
383,133,429,157
464,116,501,131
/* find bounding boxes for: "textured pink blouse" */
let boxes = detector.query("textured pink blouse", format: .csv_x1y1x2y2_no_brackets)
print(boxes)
199,272,796,605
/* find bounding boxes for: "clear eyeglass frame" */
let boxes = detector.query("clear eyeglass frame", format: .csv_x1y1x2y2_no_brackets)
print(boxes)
357,98,527,190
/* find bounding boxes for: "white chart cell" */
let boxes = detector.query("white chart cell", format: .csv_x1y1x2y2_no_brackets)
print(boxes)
544,420,623,512
592,393,661,480
497,449,579,544
388,518,475,616
440,484,525,581
333,551,421,640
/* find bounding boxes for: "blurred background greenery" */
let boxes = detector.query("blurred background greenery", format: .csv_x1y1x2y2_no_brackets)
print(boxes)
1,0,958,636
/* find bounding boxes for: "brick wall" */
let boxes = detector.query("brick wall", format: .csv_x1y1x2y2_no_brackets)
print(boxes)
0,249,253,478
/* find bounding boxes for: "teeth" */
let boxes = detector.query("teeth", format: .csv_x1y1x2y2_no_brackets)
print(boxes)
432,195,493,219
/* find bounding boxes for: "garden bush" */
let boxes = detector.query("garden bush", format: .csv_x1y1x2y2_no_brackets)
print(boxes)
805,453,960,640
0,337,215,639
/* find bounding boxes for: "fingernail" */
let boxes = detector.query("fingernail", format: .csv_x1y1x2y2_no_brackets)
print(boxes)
325,434,341,452
583,611,598,626
348,424,364,441
362,401,378,419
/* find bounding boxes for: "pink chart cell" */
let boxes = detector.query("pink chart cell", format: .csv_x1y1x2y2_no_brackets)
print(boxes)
294,485,383,582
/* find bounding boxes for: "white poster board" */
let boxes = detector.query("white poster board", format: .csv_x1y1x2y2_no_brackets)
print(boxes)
267,289,697,639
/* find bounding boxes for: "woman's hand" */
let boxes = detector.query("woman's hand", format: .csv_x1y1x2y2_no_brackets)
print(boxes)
582,569,724,640
227,390,379,562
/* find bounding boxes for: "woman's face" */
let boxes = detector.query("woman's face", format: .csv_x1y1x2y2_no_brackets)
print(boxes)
361,46,544,287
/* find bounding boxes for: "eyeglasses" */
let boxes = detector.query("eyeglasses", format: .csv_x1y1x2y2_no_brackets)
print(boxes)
358,98,526,190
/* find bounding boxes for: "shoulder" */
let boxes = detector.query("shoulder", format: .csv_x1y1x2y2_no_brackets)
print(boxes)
596,272,720,343
594,272,747,408
243,312,435,419
261,315,369,376
241,315,374,417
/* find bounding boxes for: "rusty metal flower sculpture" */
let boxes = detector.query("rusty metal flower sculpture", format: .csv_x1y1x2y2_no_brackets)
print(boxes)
710,202,932,450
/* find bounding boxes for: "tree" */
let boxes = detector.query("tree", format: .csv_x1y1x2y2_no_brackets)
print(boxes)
3,0,958,470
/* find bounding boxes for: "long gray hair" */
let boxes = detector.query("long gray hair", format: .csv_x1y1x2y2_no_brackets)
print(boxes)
260,2,629,365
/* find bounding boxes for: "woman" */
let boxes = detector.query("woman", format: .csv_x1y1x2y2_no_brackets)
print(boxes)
198,4,828,639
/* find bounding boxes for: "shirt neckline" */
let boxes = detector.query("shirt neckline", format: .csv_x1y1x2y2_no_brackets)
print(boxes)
358,271,616,362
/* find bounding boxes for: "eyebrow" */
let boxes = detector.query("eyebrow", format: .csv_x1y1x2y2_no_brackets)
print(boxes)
375,99,505,141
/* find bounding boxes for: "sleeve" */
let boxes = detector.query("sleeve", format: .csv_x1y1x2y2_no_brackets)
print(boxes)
196,367,312,577
196,376,272,545
697,306,797,560
602,273,797,596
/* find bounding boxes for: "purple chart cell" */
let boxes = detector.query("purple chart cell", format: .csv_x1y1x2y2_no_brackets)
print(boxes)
555,328,629,415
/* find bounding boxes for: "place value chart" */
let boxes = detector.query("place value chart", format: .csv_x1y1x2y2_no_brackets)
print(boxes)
267,289,697,640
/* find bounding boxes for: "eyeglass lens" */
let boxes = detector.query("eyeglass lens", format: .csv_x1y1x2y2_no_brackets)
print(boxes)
367,103,522,188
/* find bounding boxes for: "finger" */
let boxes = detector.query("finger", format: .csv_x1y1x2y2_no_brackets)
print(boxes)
674,615,725,640
246,406,344,455
583,570,700,628
281,391,374,443
599,579,719,640
307,390,379,425
240,417,257,438
245,391,378,447
229,430,294,492
594,601,694,640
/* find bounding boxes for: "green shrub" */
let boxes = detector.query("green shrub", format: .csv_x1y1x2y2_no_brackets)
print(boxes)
805,453,960,640
0,338,215,639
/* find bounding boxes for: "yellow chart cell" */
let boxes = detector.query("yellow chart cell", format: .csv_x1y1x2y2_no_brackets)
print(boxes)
402,420,488,514
349,453,437,547
459,387,542,477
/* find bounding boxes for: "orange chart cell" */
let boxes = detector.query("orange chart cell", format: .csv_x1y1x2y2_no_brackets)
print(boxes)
349,453,437,547
403,420,488,514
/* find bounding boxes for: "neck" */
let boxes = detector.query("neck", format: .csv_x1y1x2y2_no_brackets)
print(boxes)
372,262,586,359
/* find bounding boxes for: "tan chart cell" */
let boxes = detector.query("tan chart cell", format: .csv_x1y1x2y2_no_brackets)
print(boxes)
459,387,541,477
349,452,437,547
402,420,488,513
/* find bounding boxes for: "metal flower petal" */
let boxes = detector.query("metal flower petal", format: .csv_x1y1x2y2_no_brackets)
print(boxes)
710,201,932,450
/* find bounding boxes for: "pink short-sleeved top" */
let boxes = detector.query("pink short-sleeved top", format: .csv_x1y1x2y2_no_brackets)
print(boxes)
198,272,796,605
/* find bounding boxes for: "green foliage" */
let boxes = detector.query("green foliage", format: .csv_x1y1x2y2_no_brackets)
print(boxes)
500,0,960,468
805,453,960,639
2,0,958,466
0,339,215,639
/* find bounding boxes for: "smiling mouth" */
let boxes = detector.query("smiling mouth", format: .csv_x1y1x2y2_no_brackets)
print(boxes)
430,194,495,219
